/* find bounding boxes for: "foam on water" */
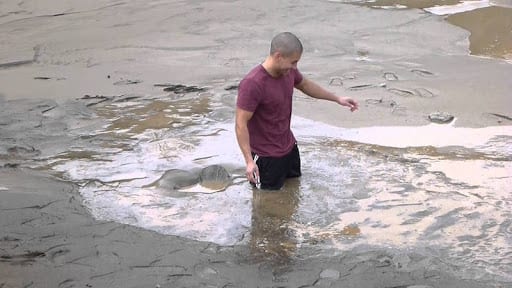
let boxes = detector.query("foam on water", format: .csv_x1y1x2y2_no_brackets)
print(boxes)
425,0,492,15
293,116,512,149
435,0,512,14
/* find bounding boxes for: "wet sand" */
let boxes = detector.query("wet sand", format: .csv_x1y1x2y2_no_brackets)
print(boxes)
1,0,511,287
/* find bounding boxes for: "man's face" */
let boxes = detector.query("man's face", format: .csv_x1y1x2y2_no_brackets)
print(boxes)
276,51,301,76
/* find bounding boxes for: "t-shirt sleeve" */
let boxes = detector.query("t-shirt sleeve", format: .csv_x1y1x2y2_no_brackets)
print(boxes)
293,69,303,86
236,78,261,112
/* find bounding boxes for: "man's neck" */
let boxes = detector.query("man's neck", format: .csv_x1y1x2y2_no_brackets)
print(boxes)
261,57,280,78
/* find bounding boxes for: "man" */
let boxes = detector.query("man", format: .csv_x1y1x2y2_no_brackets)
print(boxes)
236,32,358,190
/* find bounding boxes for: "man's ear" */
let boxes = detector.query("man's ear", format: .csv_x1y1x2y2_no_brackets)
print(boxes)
273,51,283,61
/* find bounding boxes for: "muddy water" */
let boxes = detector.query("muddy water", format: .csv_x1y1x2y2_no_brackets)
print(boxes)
447,5,512,59
22,89,510,281
354,0,512,60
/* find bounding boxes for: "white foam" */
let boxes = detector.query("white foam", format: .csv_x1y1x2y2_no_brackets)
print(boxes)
425,0,491,15
291,115,512,149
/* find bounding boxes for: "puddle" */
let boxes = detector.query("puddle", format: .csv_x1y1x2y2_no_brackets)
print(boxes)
26,89,510,281
446,5,512,60
351,0,512,60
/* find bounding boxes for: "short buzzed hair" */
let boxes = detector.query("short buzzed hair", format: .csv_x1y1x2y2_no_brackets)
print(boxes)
270,32,303,56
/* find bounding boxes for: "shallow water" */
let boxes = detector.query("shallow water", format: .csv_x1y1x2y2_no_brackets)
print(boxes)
352,0,512,60
33,88,512,281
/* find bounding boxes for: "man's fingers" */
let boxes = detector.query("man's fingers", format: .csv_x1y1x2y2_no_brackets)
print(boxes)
347,99,359,111
253,171,260,185
246,168,259,183
247,171,255,183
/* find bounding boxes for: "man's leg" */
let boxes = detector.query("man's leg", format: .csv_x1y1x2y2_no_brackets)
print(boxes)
286,144,301,178
255,155,288,190
253,145,301,190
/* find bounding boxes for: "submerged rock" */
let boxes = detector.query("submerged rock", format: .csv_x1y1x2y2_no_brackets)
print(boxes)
198,164,231,191
383,72,399,81
146,165,232,194
428,111,454,124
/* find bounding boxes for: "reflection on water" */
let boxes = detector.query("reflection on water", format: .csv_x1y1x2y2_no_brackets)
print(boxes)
250,180,300,267
39,90,512,281
355,0,512,60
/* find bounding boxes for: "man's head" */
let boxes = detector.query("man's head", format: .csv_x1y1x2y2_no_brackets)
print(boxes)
268,32,303,76
270,32,303,56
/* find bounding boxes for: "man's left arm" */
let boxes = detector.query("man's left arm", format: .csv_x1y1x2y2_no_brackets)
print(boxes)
295,78,358,112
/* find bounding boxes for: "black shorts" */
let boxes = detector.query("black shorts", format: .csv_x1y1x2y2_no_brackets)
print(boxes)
252,144,301,190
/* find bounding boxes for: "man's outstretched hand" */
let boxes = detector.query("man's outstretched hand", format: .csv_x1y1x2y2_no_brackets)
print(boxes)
338,96,359,112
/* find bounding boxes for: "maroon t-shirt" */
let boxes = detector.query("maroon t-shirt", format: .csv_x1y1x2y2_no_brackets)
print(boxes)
237,65,303,157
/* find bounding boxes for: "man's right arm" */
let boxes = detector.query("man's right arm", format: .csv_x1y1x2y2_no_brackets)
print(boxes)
235,107,259,184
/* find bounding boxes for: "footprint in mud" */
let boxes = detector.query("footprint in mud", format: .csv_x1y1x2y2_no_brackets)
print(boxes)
59,279,77,288
365,98,406,115
483,112,512,124
328,77,344,86
113,79,142,85
7,146,41,159
414,87,436,98
48,246,71,265
383,72,399,81
391,105,407,115
387,87,415,97
388,87,436,98
411,68,435,77
328,73,358,86
341,73,357,80
349,84,374,90
348,83,386,91
365,98,398,108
